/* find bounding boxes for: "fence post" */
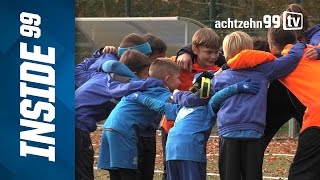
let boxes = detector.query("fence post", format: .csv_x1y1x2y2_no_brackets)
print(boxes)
209,0,216,29
125,0,131,17
288,118,299,138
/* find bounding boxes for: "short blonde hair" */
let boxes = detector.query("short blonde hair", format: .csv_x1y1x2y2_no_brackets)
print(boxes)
192,28,220,50
222,31,253,60
149,58,180,80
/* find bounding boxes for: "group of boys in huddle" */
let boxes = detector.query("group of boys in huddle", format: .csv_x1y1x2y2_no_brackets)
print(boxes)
75,3,320,180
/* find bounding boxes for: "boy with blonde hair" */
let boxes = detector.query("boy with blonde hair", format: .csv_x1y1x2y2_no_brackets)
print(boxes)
173,31,306,179
222,31,253,58
98,59,180,180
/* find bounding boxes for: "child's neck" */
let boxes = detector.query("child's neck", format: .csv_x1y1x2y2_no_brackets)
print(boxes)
197,60,206,67
196,57,211,67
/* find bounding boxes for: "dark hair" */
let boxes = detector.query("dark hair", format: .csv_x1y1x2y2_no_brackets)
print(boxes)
143,33,167,55
252,36,270,52
285,3,309,41
119,49,151,74
286,3,309,31
268,27,297,50
119,33,147,48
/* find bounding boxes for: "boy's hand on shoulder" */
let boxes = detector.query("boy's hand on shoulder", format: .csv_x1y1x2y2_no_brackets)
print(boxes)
102,46,117,54
236,78,260,94
305,48,320,60
176,53,193,72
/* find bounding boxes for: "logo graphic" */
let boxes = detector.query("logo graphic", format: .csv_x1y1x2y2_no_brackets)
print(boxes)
214,12,304,30
282,11,303,30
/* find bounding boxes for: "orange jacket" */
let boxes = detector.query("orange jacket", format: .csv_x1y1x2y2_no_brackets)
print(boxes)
280,45,320,132
161,58,220,132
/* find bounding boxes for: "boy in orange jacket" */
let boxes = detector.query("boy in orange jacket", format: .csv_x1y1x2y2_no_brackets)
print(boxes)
268,27,320,180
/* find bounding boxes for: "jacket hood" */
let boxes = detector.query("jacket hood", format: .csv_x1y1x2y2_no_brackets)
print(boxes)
227,50,276,70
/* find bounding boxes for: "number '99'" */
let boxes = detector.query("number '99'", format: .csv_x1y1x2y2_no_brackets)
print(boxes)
263,15,281,28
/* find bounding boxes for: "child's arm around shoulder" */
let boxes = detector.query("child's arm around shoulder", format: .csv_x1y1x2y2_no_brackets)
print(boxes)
108,77,163,99
209,78,260,112
125,92,180,120
173,90,208,107
101,60,136,78
176,43,194,72
271,42,306,80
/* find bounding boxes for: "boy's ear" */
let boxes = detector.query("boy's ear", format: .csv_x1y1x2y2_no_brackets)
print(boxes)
269,45,277,54
192,45,199,55
164,74,170,84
